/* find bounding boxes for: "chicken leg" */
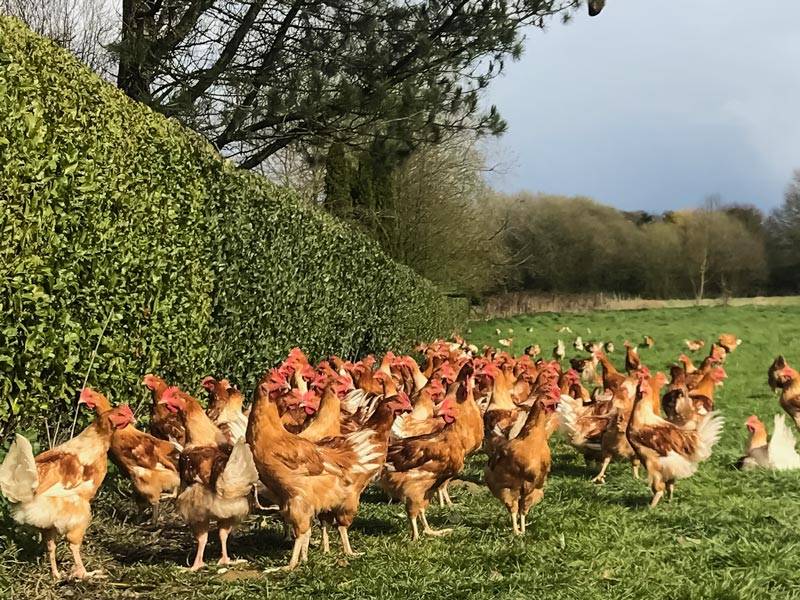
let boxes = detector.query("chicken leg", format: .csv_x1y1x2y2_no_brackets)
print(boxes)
337,525,362,557
67,527,102,579
217,520,246,566
189,529,208,571
437,483,454,507
420,509,452,537
649,490,664,508
44,529,60,580
510,511,520,536
592,456,612,484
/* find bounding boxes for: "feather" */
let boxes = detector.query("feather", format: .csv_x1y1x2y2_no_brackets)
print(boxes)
216,439,259,500
768,414,800,470
0,434,38,503
694,411,724,461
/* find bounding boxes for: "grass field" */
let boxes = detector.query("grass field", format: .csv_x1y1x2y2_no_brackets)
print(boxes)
3,304,800,599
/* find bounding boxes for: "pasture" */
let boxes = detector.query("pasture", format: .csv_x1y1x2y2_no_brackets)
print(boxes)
2,303,800,600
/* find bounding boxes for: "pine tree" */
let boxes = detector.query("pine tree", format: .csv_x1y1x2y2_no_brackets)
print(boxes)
323,142,352,219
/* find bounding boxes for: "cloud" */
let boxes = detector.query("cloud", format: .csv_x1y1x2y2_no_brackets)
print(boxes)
484,0,800,212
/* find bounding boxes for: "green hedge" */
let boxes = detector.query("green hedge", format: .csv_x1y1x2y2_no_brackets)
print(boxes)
0,17,466,439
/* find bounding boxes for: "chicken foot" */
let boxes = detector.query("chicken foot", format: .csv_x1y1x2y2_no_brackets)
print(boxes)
420,510,452,537
591,457,612,484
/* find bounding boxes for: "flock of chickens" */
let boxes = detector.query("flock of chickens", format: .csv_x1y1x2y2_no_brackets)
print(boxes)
2,333,800,581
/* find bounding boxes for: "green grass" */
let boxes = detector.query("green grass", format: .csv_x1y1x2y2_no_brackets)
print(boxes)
3,304,800,599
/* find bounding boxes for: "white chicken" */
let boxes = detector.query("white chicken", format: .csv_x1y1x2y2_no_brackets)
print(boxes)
738,414,800,471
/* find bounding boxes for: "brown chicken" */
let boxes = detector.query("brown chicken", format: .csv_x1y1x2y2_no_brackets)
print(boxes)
484,386,558,535
626,375,723,507
160,387,259,571
777,363,800,429
0,405,134,579
592,370,666,483
595,351,628,391
79,388,179,523
380,376,479,540
203,377,249,444
436,362,486,507
299,373,354,442
623,341,640,374
246,380,388,569
316,392,413,554
143,373,186,448
768,355,787,393
717,333,742,353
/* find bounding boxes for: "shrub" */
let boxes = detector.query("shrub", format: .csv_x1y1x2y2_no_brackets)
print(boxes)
0,17,465,440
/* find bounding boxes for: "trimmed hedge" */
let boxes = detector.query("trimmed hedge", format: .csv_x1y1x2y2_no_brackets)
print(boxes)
0,17,465,437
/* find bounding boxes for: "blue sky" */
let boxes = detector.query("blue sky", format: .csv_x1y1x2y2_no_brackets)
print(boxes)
484,0,800,213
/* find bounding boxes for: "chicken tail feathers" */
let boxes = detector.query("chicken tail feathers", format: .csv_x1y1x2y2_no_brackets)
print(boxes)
217,439,259,500
695,411,724,462
557,396,587,446
0,434,38,504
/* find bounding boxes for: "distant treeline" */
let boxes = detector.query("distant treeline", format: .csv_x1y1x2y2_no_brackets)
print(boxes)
492,170,800,301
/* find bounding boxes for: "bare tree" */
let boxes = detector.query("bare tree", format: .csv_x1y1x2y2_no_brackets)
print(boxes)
1,0,118,78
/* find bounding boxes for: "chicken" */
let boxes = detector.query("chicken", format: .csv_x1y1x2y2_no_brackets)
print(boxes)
159,387,259,571
391,379,447,439
776,363,800,429
684,356,722,389
299,373,358,442
79,388,179,523
315,392,414,555
592,370,667,484
435,363,486,507
203,377,249,444
626,375,723,507
768,355,786,393
0,405,135,579
524,344,541,358
553,339,565,361
591,386,637,483
595,351,628,391
483,361,526,454
380,376,480,540
391,354,429,394
573,336,584,352
246,380,389,569
678,353,697,374
143,373,186,449
623,341,640,374
557,385,615,463
604,341,615,353
718,333,742,353
737,414,800,471
498,338,513,348
642,335,655,348
484,386,559,535
684,339,705,352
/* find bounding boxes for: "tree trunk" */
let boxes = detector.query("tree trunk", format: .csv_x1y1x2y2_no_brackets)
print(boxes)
117,0,152,102
696,251,708,303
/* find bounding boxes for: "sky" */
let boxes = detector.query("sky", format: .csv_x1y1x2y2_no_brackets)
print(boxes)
484,0,800,213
